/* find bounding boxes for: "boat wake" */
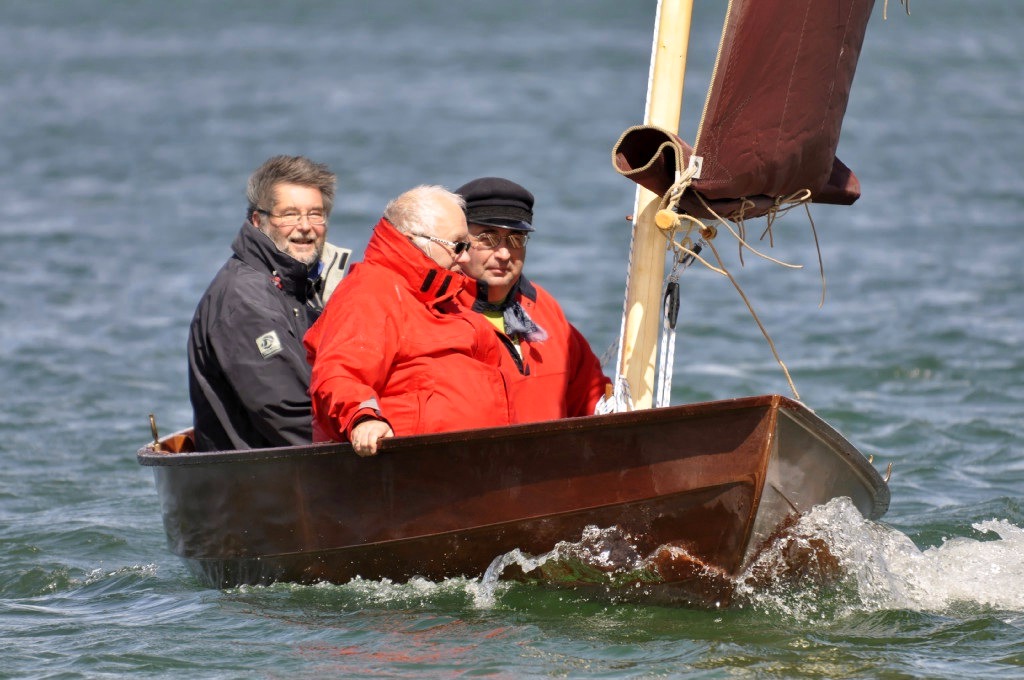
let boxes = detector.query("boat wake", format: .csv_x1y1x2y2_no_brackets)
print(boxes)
231,501,1024,618
736,498,1024,618
475,498,1024,615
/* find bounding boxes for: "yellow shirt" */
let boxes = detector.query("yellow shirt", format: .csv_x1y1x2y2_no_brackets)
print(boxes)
483,309,521,355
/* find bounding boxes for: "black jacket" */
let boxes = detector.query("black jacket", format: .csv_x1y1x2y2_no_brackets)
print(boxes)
187,224,323,452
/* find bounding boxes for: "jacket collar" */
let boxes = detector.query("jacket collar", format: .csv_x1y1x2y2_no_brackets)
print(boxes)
362,218,470,306
471,275,537,312
231,223,311,298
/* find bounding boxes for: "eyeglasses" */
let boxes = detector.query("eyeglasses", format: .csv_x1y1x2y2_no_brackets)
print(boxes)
409,232,471,256
471,231,530,249
256,208,327,227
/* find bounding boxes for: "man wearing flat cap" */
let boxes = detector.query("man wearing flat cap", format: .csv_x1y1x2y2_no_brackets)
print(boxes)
455,177,610,422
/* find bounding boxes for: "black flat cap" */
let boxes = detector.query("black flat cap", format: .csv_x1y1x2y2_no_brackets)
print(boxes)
455,177,534,232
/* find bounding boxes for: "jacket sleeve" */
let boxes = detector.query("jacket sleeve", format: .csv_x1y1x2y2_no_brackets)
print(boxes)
208,296,314,446
305,271,401,442
565,323,612,417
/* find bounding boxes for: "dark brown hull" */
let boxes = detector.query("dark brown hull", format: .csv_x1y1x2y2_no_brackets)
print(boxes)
138,395,888,604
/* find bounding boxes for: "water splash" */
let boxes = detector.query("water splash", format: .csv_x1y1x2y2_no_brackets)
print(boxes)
230,504,1024,617
869,517,1024,611
736,497,1024,617
476,549,536,608
474,500,1024,616
476,525,726,608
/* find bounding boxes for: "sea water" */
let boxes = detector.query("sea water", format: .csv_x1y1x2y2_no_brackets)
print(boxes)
2,1,1023,677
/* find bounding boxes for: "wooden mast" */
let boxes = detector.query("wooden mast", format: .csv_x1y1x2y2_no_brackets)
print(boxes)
619,0,694,409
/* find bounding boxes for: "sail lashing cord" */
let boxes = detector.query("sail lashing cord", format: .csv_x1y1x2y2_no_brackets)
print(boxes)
604,158,825,411
686,192,804,399
729,189,828,308
655,179,809,400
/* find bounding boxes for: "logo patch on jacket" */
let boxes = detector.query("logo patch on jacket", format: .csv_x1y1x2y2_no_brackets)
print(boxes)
256,330,283,358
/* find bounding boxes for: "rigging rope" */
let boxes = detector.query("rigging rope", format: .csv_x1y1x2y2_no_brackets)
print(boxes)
604,155,835,412
595,375,633,415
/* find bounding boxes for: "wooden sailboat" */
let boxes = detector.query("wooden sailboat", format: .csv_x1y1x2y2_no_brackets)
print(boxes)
139,0,889,606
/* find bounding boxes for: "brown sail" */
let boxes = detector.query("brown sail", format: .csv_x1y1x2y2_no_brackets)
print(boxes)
613,0,874,219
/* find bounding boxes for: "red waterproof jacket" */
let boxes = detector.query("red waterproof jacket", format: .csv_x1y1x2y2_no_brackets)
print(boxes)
466,277,610,423
305,218,514,442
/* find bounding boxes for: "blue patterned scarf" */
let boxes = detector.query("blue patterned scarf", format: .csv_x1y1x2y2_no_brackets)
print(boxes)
473,278,548,343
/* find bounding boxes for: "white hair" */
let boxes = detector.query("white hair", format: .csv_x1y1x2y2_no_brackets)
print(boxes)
383,185,464,237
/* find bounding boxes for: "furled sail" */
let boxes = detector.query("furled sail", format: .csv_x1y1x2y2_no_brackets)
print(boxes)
613,0,875,220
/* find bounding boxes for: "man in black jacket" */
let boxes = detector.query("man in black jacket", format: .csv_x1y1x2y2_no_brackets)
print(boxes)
187,155,351,451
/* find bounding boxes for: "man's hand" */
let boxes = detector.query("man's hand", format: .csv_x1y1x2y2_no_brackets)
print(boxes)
350,418,394,456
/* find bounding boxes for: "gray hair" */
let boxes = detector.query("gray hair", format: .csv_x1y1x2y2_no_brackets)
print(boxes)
246,155,336,220
383,185,464,237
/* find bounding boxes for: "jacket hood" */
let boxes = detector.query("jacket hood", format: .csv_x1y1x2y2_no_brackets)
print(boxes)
231,223,312,298
363,217,474,306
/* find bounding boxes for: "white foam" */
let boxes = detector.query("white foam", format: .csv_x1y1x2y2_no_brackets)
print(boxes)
738,498,1024,616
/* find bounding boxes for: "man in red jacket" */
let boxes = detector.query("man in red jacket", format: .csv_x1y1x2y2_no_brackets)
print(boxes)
455,177,610,422
304,185,515,455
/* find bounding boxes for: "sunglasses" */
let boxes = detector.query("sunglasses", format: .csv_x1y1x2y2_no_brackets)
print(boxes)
409,232,471,256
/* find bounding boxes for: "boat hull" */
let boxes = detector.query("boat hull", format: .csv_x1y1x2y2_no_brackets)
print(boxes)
138,395,888,604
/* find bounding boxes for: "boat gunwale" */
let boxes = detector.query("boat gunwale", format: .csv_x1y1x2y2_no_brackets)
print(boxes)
138,393,799,467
